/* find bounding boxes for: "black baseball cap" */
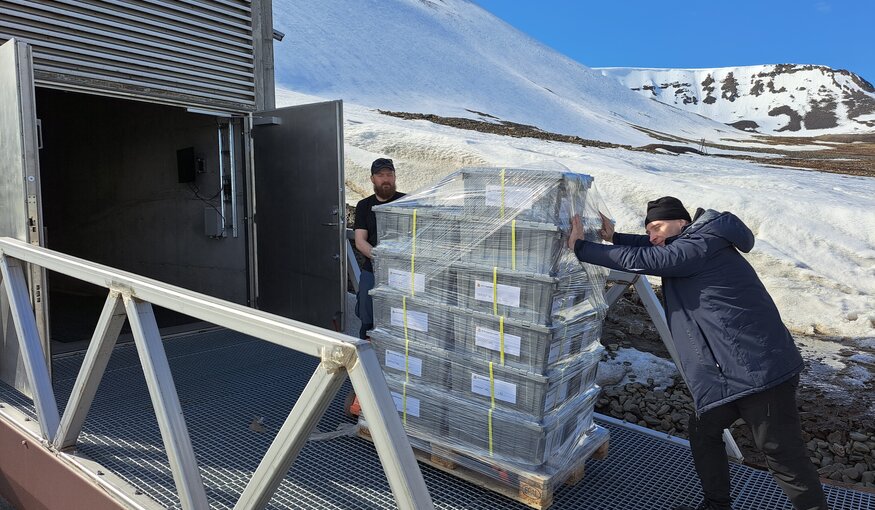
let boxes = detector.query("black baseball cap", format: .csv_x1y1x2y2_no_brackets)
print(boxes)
370,158,395,174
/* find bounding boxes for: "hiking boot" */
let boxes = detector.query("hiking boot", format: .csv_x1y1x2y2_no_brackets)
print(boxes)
673,502,731,510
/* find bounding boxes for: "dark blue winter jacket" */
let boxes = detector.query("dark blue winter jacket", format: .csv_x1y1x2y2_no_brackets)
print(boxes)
574,210,803,414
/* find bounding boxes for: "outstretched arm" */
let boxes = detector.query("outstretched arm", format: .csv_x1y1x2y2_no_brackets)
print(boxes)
573,237,707,278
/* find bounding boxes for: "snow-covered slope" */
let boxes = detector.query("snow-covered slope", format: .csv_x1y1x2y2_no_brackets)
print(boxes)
598,65,875,135
271,0,745,146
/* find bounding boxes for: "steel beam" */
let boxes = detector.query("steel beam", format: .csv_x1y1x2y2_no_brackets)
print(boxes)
233,363,347,510
123,295,209,510
0,238,356,358
0,255,59,440
54,291,126,449
347,343,434,510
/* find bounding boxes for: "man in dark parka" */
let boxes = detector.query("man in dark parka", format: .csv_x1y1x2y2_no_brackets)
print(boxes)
568,197,828,510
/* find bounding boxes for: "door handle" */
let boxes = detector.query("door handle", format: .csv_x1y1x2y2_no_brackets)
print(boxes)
321,222,339,227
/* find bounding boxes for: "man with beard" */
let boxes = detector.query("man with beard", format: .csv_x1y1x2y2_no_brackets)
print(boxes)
353,158,405,339
566,197,828,510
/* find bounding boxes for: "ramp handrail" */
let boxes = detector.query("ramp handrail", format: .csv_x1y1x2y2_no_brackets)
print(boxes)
0,237,433,510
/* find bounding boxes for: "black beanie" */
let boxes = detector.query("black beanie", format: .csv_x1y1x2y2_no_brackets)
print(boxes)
644,196,692,226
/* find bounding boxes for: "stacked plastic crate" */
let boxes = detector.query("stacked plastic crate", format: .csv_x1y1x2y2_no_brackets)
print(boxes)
367,167,610,491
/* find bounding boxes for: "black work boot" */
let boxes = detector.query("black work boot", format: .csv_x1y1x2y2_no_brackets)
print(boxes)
673,502,731,510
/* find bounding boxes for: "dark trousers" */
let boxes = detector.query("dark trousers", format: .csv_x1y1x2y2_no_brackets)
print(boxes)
355,270,375,339
689,375,828,510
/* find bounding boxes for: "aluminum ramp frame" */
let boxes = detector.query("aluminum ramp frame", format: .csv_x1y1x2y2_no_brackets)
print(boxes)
0,329,870,510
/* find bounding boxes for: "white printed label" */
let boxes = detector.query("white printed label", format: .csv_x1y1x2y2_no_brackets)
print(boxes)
388,268,425,293
391,307,428,332
471,373,517,404
473,280,521,308
391,392,421,418
474,326,521,357
385,349,423,377
485,185,535,210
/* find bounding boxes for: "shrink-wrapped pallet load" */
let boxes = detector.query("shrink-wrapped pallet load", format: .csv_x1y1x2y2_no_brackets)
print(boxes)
362,166,613,508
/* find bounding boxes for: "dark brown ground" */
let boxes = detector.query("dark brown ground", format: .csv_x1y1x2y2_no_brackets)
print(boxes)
602,287,875,489
377,109,875,177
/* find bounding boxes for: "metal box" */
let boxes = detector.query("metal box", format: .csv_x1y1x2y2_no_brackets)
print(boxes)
374,205,462,260
459,167,593,224
372,245,456,305
448,346,603,419
370,287,455,349
370,329,451,387
458,217,568,275
452,307,603,373
445,385,601,467
384,376,448,440
454,263,602,325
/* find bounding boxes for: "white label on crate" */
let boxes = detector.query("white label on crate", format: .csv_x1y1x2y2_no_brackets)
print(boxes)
471,373,517,404
473,280,521,308
391,307,428,332
474,326,521,357
485,185,535,210
385,350,423,377
391,392,421,418
388,268,425,293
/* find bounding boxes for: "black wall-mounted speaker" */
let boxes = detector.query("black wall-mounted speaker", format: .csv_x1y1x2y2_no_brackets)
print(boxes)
177,147,196,183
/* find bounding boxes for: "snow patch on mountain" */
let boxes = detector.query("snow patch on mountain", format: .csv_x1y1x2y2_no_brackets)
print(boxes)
598,64,875,135
271,0,747,147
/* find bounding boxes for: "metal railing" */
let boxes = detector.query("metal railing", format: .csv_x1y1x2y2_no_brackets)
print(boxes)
0,237,434,510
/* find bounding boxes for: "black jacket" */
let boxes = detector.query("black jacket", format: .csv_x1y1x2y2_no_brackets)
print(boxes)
574,210,803,414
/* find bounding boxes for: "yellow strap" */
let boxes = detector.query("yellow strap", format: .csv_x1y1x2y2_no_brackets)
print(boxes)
402,381,408,425
410,209,417,296
500,168,506,219
488,407,494,456
499,316,505,365
511,219,516,271
492,266,498,315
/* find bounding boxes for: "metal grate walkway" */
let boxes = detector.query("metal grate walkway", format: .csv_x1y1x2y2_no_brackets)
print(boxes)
0,329,871,509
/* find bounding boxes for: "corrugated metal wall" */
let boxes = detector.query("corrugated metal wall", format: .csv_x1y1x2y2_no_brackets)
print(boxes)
0,0,258,112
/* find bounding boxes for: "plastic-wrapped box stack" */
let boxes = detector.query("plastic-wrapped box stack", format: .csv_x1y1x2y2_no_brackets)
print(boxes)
367,167,611,493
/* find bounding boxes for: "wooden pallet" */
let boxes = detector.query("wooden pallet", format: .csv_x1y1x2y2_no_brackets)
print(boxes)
359,426,609,510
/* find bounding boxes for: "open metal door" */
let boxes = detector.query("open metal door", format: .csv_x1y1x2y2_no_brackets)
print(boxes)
0,39,50,395
251,100,345,330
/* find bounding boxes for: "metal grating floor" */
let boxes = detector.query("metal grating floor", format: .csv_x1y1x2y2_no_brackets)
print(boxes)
0,329,871,510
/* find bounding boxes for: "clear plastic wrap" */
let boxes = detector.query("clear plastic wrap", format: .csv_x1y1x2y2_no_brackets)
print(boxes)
363,166,611,495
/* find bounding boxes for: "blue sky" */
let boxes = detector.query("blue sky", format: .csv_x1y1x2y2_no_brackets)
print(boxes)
472,1,875,83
